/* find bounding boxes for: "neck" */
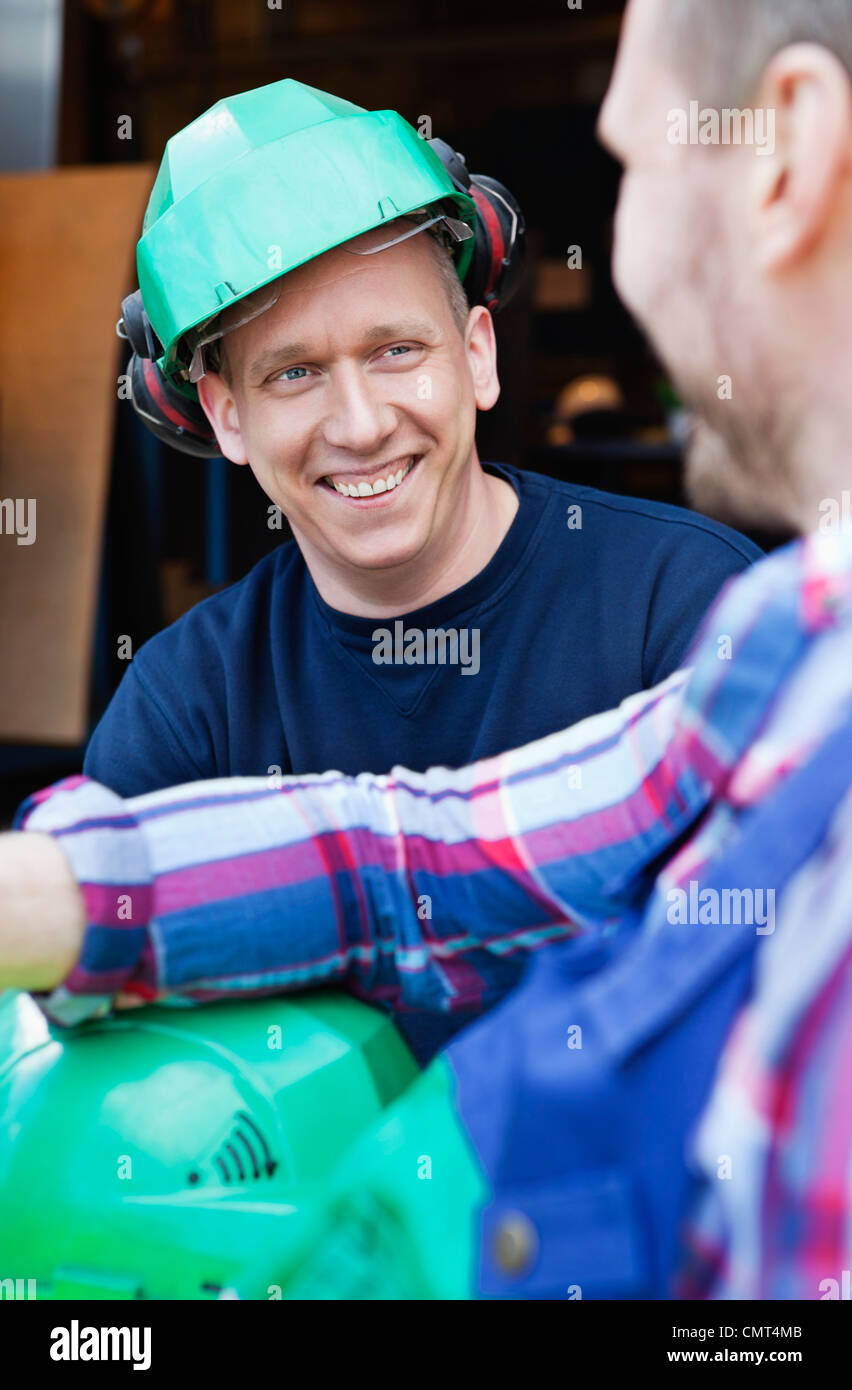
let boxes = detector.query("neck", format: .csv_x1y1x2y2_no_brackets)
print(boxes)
793,414,852,537
299,458,520,618
763,271,852,534
763,357,852,534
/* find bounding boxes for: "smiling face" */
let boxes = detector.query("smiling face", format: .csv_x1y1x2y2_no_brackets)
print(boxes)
197,224,500,585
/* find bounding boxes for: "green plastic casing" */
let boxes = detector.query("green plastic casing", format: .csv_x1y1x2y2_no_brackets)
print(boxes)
0,988,418,1299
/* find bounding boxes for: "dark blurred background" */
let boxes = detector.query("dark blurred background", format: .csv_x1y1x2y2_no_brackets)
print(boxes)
0,0,787,820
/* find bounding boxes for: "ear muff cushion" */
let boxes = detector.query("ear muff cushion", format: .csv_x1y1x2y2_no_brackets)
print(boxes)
426,139,526,312
469,175,526,312
469,184,507,308
130,354,221,458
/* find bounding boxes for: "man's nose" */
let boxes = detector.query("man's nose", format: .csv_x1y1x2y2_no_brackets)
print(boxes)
321,364,397,454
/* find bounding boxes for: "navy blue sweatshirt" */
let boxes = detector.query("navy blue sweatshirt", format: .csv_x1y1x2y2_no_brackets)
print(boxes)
87,462,760,794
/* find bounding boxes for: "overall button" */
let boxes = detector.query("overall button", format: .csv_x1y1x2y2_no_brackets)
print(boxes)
493,1211,539,1276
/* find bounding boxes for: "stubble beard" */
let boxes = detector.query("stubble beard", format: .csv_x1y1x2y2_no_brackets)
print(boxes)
642,261,800,534
681,384,802,536
634,174,804,533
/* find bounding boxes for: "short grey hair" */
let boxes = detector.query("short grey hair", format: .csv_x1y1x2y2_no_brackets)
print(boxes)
665,0,852,105
206,215,470,384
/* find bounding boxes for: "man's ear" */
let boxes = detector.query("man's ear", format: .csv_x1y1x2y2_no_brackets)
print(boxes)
750,43,852,273
464,305,501,412
196,370,250,465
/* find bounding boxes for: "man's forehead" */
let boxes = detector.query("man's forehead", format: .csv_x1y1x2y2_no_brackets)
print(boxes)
221,223,451,385
229,255,444,381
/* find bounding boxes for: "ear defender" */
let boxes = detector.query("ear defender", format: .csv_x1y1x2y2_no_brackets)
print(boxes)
118,292,221,458
427,138,527,312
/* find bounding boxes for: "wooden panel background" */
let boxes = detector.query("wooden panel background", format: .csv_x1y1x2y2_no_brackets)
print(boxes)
0,163,154,743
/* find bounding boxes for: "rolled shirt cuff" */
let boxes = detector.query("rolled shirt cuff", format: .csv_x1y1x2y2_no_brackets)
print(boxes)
14,776,156,1025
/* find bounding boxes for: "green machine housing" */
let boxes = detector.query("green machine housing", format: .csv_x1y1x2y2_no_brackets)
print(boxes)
0,989,418,1299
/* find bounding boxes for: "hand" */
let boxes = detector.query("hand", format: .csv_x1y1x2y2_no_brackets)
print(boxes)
0,832,86,992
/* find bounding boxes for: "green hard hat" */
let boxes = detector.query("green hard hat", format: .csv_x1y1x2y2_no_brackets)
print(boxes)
138,78,478,395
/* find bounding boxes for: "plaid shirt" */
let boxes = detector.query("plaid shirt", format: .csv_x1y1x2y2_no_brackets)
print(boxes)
14,530,852,1299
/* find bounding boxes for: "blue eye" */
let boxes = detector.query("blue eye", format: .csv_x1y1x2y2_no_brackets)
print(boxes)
280,366,309,381
384,345,411,357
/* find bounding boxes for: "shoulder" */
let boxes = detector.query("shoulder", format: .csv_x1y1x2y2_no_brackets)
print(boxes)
498,465,762,565
134,541,303,673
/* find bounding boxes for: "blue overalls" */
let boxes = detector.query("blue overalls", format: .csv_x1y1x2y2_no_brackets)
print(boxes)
447,711,852,1299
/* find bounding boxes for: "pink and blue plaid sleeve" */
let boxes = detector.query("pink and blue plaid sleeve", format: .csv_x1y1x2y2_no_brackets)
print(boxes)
15,671,697,1026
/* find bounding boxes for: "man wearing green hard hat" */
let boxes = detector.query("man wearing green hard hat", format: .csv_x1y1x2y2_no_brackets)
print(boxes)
93,77,759,1061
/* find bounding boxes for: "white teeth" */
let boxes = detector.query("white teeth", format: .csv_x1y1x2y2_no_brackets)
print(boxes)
327,457,415,497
